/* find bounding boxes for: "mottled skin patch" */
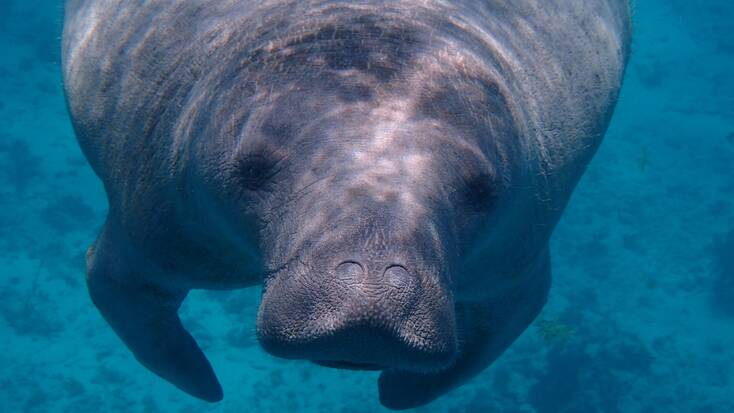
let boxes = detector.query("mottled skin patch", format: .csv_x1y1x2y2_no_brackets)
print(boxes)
63,0,631,409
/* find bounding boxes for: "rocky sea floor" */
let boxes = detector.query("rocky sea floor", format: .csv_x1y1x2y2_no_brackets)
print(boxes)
1,1,733,412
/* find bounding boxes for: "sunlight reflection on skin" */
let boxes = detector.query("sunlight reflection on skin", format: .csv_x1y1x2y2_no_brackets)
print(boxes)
63,0,629,290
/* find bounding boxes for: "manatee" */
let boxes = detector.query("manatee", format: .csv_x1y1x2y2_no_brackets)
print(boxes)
62,0,631,409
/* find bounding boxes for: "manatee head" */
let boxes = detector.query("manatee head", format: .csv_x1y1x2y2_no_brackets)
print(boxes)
189,12,529,376
248,102,519,373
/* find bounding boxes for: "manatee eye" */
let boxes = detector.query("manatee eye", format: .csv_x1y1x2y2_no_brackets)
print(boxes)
462,174,496,211
235,153,280,191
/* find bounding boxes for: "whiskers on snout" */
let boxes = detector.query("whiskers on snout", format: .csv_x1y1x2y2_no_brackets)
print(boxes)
256,256,457,373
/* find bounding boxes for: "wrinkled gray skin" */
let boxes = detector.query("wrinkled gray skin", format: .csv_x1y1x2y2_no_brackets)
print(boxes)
63,0,630,409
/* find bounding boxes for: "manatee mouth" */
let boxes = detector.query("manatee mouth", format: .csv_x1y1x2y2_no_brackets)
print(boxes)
314,360,384,371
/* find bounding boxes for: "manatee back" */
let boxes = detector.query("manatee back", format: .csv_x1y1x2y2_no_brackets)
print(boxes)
468,0,631,192
63,0,630,191
63,1,209,182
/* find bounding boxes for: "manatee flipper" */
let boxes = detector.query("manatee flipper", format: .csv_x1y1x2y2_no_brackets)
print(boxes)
85,223,223,402
378,249,551,410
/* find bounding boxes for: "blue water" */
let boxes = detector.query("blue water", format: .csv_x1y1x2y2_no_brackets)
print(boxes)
1,1,733,412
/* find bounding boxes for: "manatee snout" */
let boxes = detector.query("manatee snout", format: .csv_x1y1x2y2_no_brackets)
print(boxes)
256,215,457,373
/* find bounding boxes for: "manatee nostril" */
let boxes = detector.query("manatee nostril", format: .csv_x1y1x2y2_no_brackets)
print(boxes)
383,264,410,288
335,261,364,280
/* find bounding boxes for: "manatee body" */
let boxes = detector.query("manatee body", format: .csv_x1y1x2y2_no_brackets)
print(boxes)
63,0,630,409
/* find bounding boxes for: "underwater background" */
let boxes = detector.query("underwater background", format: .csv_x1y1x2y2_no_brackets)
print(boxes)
1,1,732,412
